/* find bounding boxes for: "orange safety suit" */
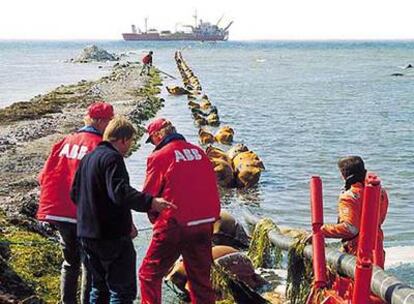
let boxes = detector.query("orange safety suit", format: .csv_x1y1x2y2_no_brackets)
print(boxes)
321,182,389,268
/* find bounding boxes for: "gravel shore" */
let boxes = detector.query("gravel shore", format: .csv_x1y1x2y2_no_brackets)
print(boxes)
0,62,164,302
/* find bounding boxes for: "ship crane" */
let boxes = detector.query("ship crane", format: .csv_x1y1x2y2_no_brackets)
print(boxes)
223,21,234,32
216,14,224,26
193,9,198,27
144,17,148,33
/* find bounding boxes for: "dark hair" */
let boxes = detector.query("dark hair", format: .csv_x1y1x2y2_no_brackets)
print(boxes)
338,156,367,190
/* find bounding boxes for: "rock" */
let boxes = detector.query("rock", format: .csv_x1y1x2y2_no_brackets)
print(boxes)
19,190,39,218
0,65,165,302
73,45,119,63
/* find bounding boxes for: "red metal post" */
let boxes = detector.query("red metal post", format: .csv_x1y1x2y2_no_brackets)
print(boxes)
310,176,328,289
352,173,381,304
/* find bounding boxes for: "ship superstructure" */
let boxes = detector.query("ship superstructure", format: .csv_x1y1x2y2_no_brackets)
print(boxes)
122,12,233,41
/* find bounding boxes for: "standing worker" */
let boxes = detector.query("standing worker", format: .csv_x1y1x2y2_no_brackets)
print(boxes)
140,51,153,76
139,118,221,304
37,101,114,304
321,156,389,268
70,116,175,304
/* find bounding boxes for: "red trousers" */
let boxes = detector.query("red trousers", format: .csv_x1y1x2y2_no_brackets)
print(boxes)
139,221,215,304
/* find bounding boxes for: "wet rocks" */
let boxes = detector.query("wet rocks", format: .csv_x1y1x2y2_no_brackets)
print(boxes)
0,61,164,302
0,81,96,124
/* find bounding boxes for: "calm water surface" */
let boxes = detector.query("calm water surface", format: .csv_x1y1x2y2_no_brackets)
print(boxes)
1,40,413,287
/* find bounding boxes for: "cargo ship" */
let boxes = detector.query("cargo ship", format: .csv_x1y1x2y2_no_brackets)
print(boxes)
122,12,233,41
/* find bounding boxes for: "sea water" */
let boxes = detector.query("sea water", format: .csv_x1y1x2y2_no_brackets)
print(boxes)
1,40,413,289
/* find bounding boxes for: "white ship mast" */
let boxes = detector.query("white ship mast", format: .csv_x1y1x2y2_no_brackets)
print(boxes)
193,10,198,27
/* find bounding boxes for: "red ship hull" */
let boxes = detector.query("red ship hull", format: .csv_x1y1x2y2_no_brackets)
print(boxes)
122,33,227,41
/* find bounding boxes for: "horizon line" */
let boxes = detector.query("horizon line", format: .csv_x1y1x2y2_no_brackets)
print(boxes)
1,38,414,42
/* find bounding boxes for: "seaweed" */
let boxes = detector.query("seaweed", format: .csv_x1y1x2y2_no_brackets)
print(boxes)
0,64,167,303
285,235,313,304
0,81,96,124
247,218,282,269
6,231,61,302
0,208,61,303
126,69,165,156
211,263,236,302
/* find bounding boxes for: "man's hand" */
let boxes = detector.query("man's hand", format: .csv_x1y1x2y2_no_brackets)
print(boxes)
130,223,138,239
151,197,177,213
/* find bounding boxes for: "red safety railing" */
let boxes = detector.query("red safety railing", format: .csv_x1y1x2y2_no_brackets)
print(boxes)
308,174,383,304
352,173,381,304
310,176,328,289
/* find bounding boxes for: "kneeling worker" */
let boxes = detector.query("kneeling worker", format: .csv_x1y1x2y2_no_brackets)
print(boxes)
139,118,221,304
321,156,389,268
71,116,175,303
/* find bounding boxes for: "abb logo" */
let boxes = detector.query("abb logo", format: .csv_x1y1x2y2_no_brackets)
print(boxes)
175,149,203,163
59,143,89,160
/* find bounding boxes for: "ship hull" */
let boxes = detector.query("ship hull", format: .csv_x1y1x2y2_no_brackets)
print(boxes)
122,33,228,41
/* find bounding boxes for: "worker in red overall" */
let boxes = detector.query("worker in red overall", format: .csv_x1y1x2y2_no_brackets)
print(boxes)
139,118,221,304
322,156,389,268
37,102,114,303
140,51,153,76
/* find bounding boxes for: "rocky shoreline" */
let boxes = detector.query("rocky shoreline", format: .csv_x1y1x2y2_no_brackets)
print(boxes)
0,62,164,303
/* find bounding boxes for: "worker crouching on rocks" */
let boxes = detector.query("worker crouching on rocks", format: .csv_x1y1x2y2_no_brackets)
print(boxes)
321,156,389,268
70,116,174,303
140,51,153,76
139,118,221,304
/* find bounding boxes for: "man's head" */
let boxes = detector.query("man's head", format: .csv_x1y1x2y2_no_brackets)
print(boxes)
84,102,114,133
145,118,176,145
103,115,137,156
149,51,153,55
337,156,366,182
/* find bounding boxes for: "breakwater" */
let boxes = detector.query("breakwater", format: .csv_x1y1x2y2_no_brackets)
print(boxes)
0,62,164,302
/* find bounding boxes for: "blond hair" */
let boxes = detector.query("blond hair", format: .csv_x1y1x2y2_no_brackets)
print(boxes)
103,115,137,142
157,121,176,139
83,115,101,128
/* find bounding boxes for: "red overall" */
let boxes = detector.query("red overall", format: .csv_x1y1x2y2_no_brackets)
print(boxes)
139,137,220,304
37,130,102,223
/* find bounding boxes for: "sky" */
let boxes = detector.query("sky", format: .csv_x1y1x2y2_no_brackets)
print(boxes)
1,0,414,40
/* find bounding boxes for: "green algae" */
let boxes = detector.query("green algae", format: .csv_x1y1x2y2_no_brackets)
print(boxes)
0,210,61,303
131,69,163,98
5,230,61,302
0,65,165,303
0,81,95,124
211,263,235,302
286,235,313,304
127,69,165,155
247,218,282,269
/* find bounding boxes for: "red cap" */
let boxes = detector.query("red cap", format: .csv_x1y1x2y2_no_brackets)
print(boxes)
87,102,114,119
146,118,169,143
